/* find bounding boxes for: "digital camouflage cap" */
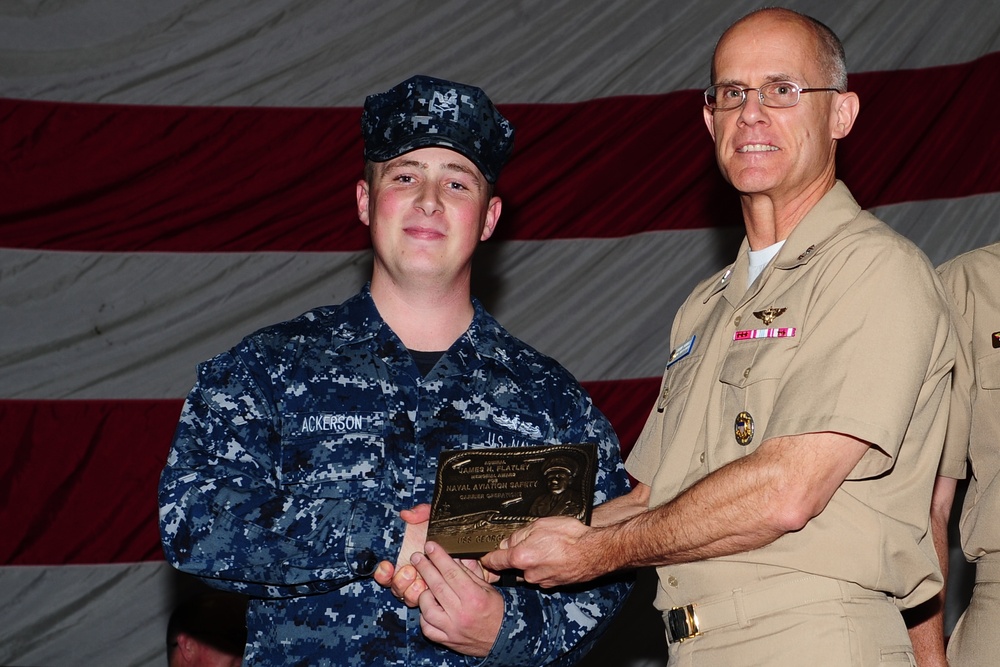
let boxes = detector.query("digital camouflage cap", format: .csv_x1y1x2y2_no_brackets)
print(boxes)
361,75,515,183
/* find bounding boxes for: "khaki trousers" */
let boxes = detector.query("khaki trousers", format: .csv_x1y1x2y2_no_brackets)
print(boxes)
947,558,1000,667
664,575,914,667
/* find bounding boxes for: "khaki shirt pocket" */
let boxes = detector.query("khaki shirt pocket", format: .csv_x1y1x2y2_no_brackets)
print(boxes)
718,338,798,455
657,353,703,428
978,350,1000,390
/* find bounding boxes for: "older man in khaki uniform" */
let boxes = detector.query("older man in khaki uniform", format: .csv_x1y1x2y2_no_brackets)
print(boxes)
481,8,955,666
933,242,1000,667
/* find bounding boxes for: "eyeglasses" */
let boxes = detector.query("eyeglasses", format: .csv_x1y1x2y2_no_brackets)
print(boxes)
704,81,841,110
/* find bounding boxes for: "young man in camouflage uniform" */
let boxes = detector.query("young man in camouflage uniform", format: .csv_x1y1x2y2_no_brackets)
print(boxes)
158,75,631,666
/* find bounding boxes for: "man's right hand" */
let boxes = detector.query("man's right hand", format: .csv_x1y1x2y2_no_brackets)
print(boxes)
375,504,501,605
375,504,431,606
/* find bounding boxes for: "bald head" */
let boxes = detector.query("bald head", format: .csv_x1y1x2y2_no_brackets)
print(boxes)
711,8,847,92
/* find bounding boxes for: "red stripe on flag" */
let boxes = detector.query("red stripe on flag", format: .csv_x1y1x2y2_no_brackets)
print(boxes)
0,399,182,565
2,52,999,252
0,378,659,565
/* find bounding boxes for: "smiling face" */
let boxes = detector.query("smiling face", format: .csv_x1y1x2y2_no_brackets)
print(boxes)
703,11,857,210
357,146,501,290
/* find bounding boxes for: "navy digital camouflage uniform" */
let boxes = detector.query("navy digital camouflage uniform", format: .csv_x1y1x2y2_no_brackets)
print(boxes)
159,284,632,666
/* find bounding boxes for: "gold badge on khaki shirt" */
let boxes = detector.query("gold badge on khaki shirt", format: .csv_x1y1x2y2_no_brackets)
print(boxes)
752,307,786,326
734,411,754,446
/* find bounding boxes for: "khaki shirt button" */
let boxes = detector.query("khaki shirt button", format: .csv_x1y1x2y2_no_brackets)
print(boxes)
743,367,751,379
667,576,679,588
699,452,705,463
734,315,742,327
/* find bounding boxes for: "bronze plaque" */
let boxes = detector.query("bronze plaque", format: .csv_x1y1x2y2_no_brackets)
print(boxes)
426,444,597,557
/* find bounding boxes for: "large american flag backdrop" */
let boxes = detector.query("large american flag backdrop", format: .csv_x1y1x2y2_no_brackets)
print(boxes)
2,1,999,664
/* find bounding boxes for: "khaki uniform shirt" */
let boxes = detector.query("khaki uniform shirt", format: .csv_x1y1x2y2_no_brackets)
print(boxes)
626,182,955,612
937,242,1000,560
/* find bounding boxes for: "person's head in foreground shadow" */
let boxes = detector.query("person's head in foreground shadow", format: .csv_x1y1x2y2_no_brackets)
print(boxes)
167,592,248,667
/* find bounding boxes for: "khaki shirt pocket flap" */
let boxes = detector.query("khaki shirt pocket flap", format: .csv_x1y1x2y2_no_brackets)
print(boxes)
978,351,1000,390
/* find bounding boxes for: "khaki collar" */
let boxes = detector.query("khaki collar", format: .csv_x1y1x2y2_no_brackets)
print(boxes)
708,181,862,307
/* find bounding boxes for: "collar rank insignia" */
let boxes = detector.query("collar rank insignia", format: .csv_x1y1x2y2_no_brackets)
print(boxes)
993,331,1000,349
753,307,786,326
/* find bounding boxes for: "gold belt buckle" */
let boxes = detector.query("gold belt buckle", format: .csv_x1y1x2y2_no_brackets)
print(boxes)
667,604,701,643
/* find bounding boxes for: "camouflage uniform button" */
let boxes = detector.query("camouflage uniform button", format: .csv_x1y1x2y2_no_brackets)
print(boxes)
356,549,378,575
